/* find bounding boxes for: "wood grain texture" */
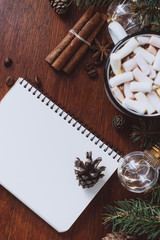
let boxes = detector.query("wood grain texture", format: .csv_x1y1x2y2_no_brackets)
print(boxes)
0,1,141,240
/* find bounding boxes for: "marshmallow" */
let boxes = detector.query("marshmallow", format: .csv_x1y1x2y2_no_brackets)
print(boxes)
137,36,150,45
149,36,160,49
153,50,160,71
122,58,137,72
130,81,152,93
110,53,121,75
116,37,139,59
109,72,133,87
134,92,156,115
152,85,159,90
133,67,153,83
112,86,124,103
147,91,160,112
123,98,146,114
134,53,150,75
147,45,157,56
149,65,156,79
154,72,160,85
109,34,160,116
134,47,155,65
124,82,134,99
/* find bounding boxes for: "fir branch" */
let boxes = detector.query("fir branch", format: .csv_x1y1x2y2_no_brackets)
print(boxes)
103,199,160,239
74,0,113,9
129,0,160,31
131,119,160,149
146,183,160,203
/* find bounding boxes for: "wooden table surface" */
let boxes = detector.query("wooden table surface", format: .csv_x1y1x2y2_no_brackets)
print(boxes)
0,1,141,239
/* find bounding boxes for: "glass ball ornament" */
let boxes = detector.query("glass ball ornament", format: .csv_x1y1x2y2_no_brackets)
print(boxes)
118,146,160,193
106,0,145,34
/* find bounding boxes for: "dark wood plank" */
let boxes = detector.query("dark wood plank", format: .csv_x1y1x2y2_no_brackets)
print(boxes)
0,0,139,239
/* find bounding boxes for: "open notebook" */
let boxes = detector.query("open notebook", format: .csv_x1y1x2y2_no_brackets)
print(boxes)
0,78,121,232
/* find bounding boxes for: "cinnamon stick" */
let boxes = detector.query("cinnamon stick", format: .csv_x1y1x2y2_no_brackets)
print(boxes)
45,7,95,64
52,12,102,71
63,14,107,74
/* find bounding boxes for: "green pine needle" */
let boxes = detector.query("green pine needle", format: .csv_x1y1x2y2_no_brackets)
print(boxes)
74,0,113,9
103,199,160,239
131,119,160,149
146,182,160,204
129,0,160,31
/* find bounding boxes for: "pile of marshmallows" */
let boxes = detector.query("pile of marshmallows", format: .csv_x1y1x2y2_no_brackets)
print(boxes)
109,35,160,115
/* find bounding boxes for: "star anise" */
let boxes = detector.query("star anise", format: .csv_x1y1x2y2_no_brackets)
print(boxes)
91,38,113,62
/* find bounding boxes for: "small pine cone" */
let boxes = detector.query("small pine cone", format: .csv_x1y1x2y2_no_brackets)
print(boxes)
102,231,136,240
112,115,126,129
75,152,106,188
50,0,69,15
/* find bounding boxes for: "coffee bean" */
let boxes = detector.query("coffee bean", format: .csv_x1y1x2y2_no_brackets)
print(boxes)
85,63,94,72
4,57,12,67
6,76,15,87
88,69,98,79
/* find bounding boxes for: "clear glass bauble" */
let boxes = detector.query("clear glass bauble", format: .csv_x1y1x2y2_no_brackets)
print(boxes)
118,151,159,193
107,0,145,34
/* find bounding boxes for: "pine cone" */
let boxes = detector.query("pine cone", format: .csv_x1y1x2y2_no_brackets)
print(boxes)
112,115,126,129
102,231,136,240
75,152,106,188
50,0,69,15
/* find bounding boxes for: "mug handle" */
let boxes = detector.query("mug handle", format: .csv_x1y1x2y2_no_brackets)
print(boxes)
108,21,128,45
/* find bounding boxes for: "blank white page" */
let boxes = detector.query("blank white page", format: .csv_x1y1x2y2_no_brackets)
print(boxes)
0,78,120,232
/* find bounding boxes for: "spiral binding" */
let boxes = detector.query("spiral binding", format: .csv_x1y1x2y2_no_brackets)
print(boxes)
20,78,122,162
